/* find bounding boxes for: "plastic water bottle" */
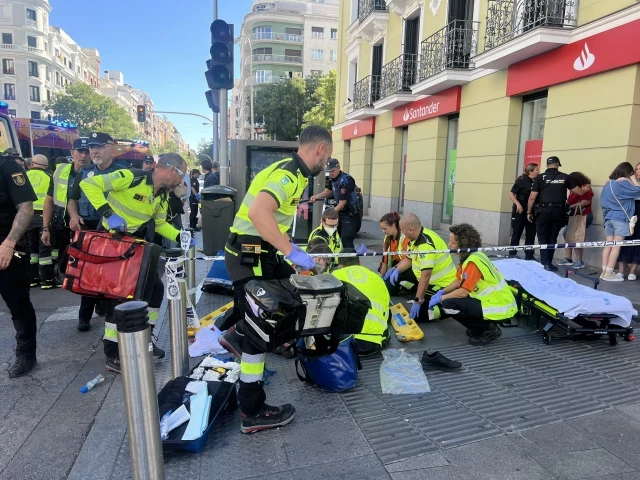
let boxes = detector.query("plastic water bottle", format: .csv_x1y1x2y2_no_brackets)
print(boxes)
80,374,105,393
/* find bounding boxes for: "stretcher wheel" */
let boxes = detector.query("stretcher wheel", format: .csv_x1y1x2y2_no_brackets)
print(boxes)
609,332,618,346
542,331,551,345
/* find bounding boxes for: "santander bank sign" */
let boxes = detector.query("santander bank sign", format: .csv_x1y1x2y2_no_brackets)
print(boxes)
392,86,461,128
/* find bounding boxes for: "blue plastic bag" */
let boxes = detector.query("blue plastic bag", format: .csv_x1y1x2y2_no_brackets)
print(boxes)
295,336,361,392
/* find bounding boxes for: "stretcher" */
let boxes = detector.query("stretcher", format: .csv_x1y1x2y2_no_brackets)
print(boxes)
494,259,635,346
390,303,424,341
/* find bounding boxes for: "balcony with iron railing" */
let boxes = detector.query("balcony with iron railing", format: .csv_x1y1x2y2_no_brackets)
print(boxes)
251,32,304,43
251,54,304,65
413,20,479,95
475,0,577,69
346,0,388,52
358,0,387,21
375,54,418,109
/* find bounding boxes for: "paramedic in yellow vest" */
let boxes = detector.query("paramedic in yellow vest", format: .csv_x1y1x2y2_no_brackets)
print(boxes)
308,208,341,260
384,213,456,323
25,154,56,289
326,247,390,356
41,139,90,277
80,149,190,373
219,126,332,434
429,223,518,346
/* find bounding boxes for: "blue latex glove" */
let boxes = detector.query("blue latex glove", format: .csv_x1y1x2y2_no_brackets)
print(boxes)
196,193,202,202
356,244,367,255
383,267,400,286
409,301,422,319
285,243,315,270
106,213,127,232
428,290,444,309
189,238,196,249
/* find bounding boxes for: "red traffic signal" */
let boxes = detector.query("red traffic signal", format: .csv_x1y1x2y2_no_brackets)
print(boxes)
137,105,146,123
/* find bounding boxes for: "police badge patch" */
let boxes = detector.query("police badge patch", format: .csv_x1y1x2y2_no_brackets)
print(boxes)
11,172,25,186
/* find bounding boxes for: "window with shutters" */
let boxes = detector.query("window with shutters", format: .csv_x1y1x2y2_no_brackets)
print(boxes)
311,27,324,38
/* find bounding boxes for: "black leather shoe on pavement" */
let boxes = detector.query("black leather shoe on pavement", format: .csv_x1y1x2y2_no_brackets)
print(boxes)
544,264,559,272
241,403,295,434
106,357,121,374
421,351,462,371
220,326,243,359
77,318,91,332
469,324,503,346
9,356,37,378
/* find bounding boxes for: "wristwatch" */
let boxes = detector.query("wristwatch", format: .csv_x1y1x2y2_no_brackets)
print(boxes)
103,209,113,218
414,297,424,304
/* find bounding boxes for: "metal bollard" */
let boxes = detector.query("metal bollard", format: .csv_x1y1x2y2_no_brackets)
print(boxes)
165,249,190,379
116,301,165,480
186,245,196,307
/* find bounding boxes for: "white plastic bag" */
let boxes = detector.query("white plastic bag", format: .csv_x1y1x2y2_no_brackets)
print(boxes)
380,349,431,394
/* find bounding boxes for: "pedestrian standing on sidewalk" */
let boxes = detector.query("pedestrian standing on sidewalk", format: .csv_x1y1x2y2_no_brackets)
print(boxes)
558,172,593,269
189,169,201,230
508,163,539,260
616,162,640,281
0,153,39,377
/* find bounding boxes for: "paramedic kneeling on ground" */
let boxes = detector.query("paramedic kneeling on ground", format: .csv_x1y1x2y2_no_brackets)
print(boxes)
429,224,518,346
222,126,332,434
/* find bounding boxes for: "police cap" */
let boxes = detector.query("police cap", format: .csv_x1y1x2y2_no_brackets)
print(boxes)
3,147,21,158
73,137,89,151
87,132,114,146
143,156,155,164
325,158,340,172
546,156,561,167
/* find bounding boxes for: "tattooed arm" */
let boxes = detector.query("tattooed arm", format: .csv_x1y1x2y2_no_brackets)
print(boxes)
4,201,34,247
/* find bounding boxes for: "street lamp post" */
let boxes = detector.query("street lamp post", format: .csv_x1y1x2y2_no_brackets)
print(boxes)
235,34,255,140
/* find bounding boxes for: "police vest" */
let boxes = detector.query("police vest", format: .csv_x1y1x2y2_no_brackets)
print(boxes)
331,172,358,208
52,163,73,208
461,252,518,321
308,225,342,261
230,156,308,237
26,169,51,212
78,163,122,221
331,265,389,346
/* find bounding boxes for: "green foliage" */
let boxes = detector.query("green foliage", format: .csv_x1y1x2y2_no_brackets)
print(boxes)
153,140,178,155
196,138,214,160
302,70,336,131
46,83,137,139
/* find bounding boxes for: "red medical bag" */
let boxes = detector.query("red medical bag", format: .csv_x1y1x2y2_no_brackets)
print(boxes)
62,230,161,303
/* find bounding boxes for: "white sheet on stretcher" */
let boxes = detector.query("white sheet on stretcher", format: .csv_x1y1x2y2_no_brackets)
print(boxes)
494,259,636,327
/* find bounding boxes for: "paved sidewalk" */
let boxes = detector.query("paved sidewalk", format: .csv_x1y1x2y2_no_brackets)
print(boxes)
2,221,640,480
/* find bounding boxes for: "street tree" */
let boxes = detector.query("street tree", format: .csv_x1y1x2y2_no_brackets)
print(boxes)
197,138,214,161
253,76,306,141
46,83,137,139
302,70,336,131
153,140,179,155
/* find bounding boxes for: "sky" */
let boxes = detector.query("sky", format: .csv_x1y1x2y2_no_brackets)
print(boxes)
49,0,253,150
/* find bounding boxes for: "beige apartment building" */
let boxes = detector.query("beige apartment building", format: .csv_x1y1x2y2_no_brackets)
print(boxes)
332,0,640,259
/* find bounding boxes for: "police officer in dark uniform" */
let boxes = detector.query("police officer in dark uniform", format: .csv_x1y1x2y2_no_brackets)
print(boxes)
310,159,359,249
527,156,584,271
0,153,39,377
508,162,539,260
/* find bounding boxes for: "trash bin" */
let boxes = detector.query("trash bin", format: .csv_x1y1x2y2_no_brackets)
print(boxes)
200,186,236,256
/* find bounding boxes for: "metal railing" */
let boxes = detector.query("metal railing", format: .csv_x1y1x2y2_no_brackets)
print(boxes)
419,20,479,82
251,32,304,43
358,0,388,22
251,54,303,64
484,0,578,51
353,75,381,110
380,54,418,99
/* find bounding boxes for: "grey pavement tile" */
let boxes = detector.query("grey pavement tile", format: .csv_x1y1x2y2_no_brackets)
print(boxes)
511,422,600,455
531,448,635,480
617,403,640,423
568,411,640,469
385,452,450,473
282,415,374,469
593,473,640,480
241,473,294,480
290,455,390,480
389,467,463,480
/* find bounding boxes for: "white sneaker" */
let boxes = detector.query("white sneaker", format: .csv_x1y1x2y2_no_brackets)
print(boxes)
629,274,637,281
615,272,625,280
602,272,624,282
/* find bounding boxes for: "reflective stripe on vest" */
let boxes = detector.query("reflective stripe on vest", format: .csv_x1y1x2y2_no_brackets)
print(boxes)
26,169,51,211
462,252,518,321
309,225,342,264
78,164,122,221
52,163,72,208
332,265,390,346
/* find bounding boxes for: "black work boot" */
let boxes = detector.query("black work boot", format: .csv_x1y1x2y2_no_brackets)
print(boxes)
9,356,37,378
469,324,503,346
241,403,295,434
77,318,91,332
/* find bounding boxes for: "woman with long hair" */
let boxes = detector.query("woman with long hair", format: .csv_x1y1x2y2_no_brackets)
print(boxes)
599,162,640,281
616,162,640,280
378,212,416,295
508,163,540,260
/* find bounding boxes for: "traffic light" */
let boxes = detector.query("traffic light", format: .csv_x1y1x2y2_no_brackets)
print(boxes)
205,90,220,113
136,105,146,123
205,20,234,90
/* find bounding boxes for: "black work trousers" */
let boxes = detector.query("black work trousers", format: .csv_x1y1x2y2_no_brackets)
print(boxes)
440,297,494,336
385,268,418,296
224,242,295,416
79,296,100,323
0,252,37,358
510,209,536,259
535,207,566,266
189,200,199,229
338,212,357,250
26,214,54,283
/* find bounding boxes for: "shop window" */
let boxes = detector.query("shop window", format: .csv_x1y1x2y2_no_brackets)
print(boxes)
516,92,547,175
442,115,459,224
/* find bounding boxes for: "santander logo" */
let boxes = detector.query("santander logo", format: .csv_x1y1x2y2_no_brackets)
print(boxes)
403,101,440,123
573,43,595,72
403,108,410,122
353,126,358,136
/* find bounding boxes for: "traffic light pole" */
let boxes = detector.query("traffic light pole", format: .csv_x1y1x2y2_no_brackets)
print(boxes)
211,0,219,171
219,88,228,185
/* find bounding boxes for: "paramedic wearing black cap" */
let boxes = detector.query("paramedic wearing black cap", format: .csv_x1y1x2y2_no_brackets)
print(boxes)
309,158,358,249
142,156,155,171
527,156,584,271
